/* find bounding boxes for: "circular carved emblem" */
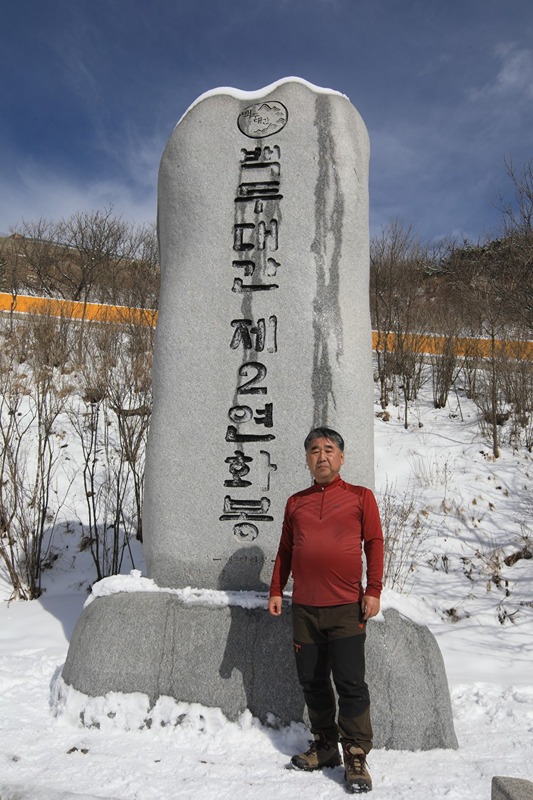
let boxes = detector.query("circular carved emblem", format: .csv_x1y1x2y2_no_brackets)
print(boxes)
237,101,288,138
233,523,259,541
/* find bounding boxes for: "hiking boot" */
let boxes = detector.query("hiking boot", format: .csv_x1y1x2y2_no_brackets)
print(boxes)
342,743,372,793
291,733,341,771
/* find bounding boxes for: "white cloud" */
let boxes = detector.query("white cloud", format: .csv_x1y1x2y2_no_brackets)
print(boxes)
494,43,533,96
0,160,157,234
98,124,167,196
468,42,533,101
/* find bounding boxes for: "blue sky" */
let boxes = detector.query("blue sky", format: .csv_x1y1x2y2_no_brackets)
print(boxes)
1,0,533,242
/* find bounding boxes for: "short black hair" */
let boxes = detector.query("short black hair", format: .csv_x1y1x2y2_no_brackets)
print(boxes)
304,427,345,452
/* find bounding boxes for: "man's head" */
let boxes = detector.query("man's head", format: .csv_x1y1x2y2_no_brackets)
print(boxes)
304,427,345,485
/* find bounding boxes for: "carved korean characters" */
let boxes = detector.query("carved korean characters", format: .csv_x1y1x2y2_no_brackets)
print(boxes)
221,135,286,545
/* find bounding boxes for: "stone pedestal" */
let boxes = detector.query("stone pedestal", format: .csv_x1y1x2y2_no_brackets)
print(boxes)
61,594,458,751
492,777,533,800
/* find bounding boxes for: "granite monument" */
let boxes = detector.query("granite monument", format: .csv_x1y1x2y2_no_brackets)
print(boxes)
143,78,374,591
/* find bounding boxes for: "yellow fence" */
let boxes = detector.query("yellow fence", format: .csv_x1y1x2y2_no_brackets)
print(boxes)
373,331,533,360
1,292,532,360
0,292,157,327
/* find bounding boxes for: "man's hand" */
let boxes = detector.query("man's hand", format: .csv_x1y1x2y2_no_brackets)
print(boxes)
362,595,380,620
268,595,283,616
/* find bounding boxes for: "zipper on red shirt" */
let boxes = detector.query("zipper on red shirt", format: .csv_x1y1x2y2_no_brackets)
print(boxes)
319,484,326,519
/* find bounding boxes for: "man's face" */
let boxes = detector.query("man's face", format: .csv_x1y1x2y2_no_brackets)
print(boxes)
305,437,344,485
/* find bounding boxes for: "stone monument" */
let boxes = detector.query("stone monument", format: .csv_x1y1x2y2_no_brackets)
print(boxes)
143,77,374,591
60,79,458,751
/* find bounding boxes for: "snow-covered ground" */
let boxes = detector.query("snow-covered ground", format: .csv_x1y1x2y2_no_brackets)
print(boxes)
1,382,532,799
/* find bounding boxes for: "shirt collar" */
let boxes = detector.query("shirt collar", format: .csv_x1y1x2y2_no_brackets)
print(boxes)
312,474,343,491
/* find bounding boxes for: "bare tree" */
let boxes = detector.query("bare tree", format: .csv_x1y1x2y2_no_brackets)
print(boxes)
444,239,511,458
0,315,73,599
57,206,134,305
68,321,147,579
108,324,153,542
118,222,160,311
6,221,62,298
370,221,430,426
500,157,533,236
0,235,27,299
11,207,141,307
370,221,413,409
495,158,533,332
0,208,159,598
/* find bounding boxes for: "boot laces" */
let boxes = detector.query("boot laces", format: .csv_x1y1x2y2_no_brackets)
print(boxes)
345,747,366,775
304,739,318,757
305,734,333,757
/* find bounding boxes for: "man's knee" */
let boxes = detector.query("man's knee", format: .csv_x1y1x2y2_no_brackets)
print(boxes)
293,640,329,685
329,633,369,714
329,632,367,685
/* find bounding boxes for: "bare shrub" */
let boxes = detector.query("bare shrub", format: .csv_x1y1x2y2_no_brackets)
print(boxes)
370,222,430,426
431,334,461,409
67,321,150,579
0,234,30,296
378,481,429,592
0,318,73,599
68,324,119,580
370,221,413,410
108,325,152,542
499,341,533,450
9,212,159,310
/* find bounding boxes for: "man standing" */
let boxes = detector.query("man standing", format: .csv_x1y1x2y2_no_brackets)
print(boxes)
268,427,384,793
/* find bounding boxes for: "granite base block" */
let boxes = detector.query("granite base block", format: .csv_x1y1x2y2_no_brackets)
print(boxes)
492,777,533,800
61,593,458,751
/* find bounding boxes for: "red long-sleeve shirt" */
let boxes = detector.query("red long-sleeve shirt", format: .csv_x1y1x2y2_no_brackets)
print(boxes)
269,476,384,606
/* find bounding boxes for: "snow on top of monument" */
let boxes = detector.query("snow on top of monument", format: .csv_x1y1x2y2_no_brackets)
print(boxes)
85,569,433,625
176,76,347,127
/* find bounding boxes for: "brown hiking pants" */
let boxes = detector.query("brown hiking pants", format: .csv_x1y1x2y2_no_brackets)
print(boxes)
291,602,373,753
